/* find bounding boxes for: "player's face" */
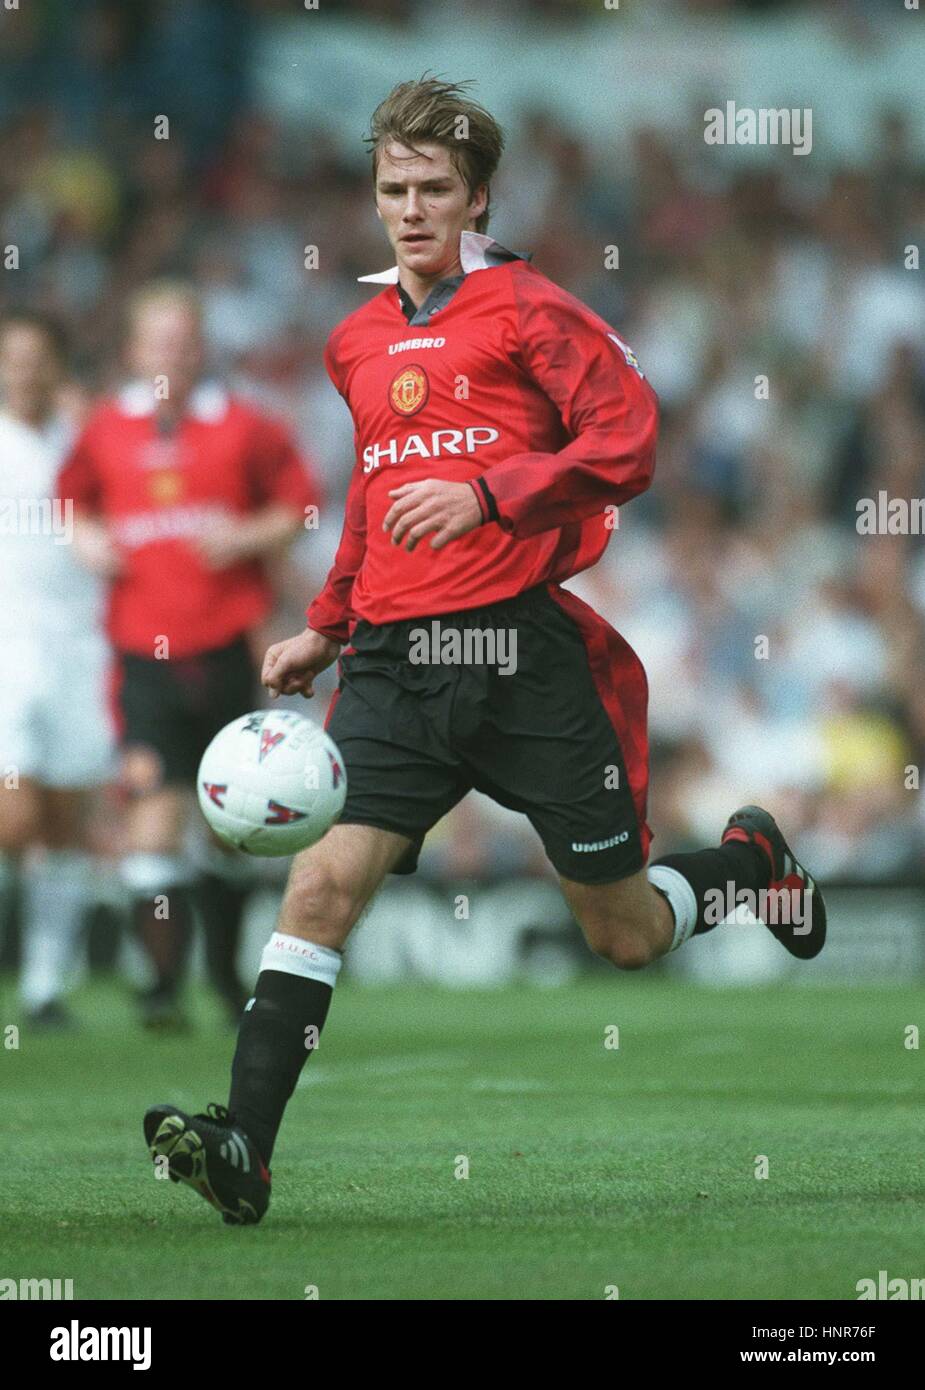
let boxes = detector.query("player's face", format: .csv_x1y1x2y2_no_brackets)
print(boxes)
0,324,61,420
375,141,487,280
129,302,205,401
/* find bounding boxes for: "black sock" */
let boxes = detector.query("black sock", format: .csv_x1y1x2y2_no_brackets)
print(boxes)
196,873,249,1012
228,969,333,1165
651,842,770,936
132,888,193,999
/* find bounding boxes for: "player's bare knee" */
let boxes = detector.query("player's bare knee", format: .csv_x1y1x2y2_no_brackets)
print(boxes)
280,856,357,943
0,789,41,853
583,915,659,971
604,933,659,971
0,817,36,855
120,745,166,798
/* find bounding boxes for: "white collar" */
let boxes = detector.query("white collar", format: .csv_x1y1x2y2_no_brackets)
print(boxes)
0,406,68,442
358,230,515,284
118,380,229,423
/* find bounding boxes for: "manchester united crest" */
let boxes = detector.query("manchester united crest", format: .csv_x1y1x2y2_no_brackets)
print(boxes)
148,471,183,503
389,364,428,416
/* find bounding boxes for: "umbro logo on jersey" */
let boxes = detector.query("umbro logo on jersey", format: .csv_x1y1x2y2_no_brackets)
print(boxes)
363,426,500,473
388,336,446,354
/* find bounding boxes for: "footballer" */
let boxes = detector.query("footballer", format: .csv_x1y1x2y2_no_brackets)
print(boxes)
0,312,113,1029
60,284,319,1029
144,77,826,1225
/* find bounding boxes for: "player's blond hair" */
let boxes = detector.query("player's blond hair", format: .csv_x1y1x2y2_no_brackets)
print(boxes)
127,280,203,333
366,76,505,234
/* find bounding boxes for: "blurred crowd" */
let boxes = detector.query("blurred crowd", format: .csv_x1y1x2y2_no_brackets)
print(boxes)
2,0,925,888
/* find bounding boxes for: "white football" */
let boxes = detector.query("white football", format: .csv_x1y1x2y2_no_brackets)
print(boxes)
196,710,347,857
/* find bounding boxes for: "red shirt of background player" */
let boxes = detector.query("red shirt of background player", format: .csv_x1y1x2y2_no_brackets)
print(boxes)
58,382,320,659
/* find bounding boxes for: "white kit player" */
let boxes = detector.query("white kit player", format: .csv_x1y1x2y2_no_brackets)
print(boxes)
0,312,115,1028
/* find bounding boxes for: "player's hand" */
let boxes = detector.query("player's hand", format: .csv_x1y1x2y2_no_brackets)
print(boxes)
72,518,123,578
195,520,252,571
382,479,482,553
261,628,340,700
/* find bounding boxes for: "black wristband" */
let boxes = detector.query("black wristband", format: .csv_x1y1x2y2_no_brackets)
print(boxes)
474,475,500,524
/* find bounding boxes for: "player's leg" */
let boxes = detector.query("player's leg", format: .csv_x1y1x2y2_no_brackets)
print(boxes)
188,829,253,1023
143,618,469,1222
0,849,15,955
18,787,96,1027
645,804,825,959
187,637,262,1024
224,622,469,1159
466,587,825,965
2,781,97,1028
559,866,673,970
225,822,413,1167
121,771,198,1026
17,646,115,1026
116,650,200,1028
0,657,44,858
0,662,97,1026
0,634,43,856
0,778,42,855
0,776,42,1012
560,806,827,966
144,823,411,1225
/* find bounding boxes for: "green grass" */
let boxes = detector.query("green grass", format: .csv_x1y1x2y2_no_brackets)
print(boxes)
1,976,923,1300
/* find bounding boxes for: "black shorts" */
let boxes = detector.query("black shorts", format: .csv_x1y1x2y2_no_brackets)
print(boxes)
115,636,257,786
326,584,652,884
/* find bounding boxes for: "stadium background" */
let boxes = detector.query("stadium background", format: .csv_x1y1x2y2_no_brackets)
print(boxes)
1,0,924,991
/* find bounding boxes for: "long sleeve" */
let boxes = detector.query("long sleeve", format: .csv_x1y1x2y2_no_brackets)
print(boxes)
245,413,323,515
305,439,366,644
479,272,658,539
56,420,103,512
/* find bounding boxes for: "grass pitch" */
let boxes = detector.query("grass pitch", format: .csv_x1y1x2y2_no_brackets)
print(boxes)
1,976,923,1300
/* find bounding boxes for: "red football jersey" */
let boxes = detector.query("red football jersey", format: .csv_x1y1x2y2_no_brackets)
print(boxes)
58,383,319,658
307,248,658,643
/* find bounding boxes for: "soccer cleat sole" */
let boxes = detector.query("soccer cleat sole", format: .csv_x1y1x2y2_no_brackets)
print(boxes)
147,1112,261,1226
